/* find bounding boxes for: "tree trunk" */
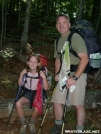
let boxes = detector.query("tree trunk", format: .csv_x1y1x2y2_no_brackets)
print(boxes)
91,0,100,28
18,0,22,28
95,0,101,33
0,0,5,49
77,0,85,21
20,0,32,54
4,0,7,42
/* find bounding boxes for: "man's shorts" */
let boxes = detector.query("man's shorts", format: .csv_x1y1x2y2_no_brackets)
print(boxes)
51,73,87,106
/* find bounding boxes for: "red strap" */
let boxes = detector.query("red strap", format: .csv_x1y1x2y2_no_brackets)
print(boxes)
32,77,43,114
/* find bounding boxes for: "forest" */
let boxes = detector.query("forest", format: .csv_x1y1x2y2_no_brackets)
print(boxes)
0,0,101,134
0,0,101,51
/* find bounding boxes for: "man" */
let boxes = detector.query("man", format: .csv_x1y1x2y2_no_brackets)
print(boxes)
49,14,89,134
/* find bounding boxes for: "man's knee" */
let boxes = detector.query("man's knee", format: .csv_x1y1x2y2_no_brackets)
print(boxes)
75,105,85,111
53,102,62,109
53,102,63,115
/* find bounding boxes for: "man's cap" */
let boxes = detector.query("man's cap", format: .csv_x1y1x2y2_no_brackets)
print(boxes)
56,13,70,22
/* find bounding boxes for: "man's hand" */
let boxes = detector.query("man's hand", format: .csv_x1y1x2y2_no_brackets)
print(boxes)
66,77,76,88
55,74,59,81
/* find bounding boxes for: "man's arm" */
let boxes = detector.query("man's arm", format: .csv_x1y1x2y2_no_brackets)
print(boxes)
55,59,61,75
66,53,89,87
74,53,89,78
55,59,61,81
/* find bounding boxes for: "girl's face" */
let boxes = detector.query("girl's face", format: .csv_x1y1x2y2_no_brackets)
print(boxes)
28,56,39,71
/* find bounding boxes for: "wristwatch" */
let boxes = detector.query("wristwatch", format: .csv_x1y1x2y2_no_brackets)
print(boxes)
73,75,78,80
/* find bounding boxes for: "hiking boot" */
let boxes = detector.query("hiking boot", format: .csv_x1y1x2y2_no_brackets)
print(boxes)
29,123,36,134
19,124,27,134
49,125,61,134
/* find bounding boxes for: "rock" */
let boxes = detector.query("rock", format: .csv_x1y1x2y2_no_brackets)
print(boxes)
0,90,101,119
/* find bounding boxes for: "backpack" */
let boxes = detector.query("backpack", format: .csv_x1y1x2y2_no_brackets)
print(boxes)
56,20,101,74
36,54,48,76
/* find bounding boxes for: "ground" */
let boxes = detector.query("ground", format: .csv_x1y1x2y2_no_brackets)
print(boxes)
0,42,101,134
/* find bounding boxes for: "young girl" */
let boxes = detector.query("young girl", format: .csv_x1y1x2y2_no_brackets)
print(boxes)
16,54,49,134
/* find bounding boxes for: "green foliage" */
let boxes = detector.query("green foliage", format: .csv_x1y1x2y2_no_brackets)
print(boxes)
65,110,76,128
83,0,94,20
66,111,76,122
0,48,15,61
0,0,101,47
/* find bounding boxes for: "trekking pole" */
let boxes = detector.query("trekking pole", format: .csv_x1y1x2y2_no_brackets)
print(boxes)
61,74,75,134
60,70,70,134
6,74,26,128
39,89,46,134
6,86,22,127
61,88,69,134
38,84,56,134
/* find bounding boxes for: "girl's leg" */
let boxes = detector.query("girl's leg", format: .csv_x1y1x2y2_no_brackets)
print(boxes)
15,97,29,134
16,97,29,118
32,107,40,119
29,107,40,134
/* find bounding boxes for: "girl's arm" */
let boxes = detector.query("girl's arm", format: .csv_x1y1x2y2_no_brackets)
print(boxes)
18,68,27,86
40,71,49,90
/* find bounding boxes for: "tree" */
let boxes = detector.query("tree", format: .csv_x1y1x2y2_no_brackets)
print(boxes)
95,0,101,33
20,0,32,54
77,0,85,20
0,0,101,49
91,0,100,27
0,0,7,49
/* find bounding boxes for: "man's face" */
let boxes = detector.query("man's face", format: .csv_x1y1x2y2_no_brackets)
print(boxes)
56,16,71,36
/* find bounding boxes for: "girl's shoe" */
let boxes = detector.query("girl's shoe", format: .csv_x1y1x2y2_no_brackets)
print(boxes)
19,124,27,134
29,123,36,134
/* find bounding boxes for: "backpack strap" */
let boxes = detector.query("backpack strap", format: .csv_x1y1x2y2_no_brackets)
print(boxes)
56,36,61,54
40,66,48,77
55,36,65,75
56,31,79,57
26,72,40,79
67,30,79,58
68,30,89,73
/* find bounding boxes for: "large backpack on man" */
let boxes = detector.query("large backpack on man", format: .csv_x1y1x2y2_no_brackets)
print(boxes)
56,19,101,74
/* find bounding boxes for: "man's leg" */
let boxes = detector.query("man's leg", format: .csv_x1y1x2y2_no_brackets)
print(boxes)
49,102,63,134
54,102,63,120
49,82,67,134
75,105,85,131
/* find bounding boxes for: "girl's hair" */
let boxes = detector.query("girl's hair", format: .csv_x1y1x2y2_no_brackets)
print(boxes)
26,53,42,72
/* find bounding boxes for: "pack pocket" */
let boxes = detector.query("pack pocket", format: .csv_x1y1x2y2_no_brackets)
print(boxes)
89,58,101,68
89,53,101,68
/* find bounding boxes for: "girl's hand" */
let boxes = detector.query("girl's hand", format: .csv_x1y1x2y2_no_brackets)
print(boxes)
40,70,46,79
18,68,27,86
